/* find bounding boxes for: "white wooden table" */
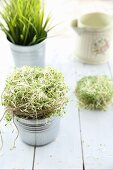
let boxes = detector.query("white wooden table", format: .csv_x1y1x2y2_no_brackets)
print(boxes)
1,1,113,169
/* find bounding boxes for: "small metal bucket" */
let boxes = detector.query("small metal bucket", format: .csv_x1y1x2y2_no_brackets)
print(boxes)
9,40,46,68
14,116,60,146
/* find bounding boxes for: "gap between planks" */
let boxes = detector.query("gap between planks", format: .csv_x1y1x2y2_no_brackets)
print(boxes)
32,146,36,170
78,108,85,170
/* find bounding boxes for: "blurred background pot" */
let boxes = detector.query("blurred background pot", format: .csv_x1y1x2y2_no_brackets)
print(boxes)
14,116,60,146
9,40,46,68
71,12,113,64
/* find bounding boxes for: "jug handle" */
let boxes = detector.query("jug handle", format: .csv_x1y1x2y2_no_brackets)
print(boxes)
71,19,85,35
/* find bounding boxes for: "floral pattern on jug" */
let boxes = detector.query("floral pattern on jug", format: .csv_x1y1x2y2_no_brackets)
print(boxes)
92,37,109,55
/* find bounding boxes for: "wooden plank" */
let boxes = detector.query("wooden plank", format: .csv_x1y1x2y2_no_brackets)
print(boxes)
34,93,83,170
77,63,113,169
79,108,113,170
0,32,34,170
34,38,83,170
0,116,34,170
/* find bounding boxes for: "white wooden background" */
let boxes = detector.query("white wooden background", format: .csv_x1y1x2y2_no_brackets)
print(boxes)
1,0,113,169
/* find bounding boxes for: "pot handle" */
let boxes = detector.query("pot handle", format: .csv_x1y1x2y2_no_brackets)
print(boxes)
71,19,85,35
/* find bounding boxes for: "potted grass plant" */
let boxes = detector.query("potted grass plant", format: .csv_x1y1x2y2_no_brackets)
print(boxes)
0,0,52,67
2,66,68,146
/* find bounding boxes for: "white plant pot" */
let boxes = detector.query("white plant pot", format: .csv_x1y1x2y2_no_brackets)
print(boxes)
14,116,60,146
71,13,113,64
9,40,46,68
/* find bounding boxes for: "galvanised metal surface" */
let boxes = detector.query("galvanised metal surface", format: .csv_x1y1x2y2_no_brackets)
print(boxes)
9,40,46,68
14,116,60,146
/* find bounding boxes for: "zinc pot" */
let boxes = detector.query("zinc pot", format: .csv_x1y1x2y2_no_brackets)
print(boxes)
14,116,60,146
9,40,46,68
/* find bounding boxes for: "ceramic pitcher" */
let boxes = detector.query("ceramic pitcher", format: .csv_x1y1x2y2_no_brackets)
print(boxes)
71,12,113,64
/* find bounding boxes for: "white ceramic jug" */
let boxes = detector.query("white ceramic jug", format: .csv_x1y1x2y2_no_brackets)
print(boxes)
71,12,113,64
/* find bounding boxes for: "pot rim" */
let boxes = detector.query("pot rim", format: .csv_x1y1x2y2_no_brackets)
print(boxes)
8,38,47,52
78,12,113,32
14,115,59,125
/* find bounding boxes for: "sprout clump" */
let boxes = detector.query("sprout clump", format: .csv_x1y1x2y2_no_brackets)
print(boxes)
75,75,113,110
2,66,68,119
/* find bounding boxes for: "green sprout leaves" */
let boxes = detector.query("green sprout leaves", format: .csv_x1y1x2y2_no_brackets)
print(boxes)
2,66,68,119
0,0,51,45
75,76,113,110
